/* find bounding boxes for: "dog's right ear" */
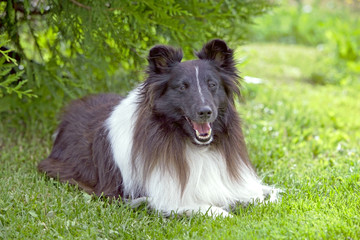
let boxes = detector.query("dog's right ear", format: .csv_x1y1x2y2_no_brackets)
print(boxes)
147,45,183,74
196,39,235,70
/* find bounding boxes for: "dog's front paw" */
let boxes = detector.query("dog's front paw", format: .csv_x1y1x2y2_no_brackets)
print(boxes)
263,187,283,203
180,205,232,218
125,197,148,208
206,206,233,218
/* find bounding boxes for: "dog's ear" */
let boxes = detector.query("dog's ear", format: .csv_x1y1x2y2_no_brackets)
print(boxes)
196,39,235,70
197,39,240,100
148,45,183,74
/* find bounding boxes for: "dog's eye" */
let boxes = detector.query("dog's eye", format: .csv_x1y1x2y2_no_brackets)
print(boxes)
208,81,217,89
178,84,188,91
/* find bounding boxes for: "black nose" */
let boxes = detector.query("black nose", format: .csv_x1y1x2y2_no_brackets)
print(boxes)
197,106,213,120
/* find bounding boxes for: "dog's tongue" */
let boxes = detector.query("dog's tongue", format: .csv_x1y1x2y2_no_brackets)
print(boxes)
192,122,211,135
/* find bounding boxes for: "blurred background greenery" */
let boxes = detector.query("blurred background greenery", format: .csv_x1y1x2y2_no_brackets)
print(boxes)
249,0,360,86
0,0,359,134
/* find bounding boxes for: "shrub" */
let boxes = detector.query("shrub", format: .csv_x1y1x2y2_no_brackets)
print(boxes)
0,36,36,112
1,0,273,132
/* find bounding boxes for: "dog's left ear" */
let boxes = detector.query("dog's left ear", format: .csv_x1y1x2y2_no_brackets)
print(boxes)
196,39,235,70
148,45,183,74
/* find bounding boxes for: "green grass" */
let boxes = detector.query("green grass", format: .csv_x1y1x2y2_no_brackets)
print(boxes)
1,43,360,239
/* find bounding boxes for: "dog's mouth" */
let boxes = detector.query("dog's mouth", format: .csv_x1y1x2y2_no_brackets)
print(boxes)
185,117,213,145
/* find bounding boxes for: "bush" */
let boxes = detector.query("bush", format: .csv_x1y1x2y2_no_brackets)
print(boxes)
325,17,360,85
0,36,37,112
0,0,273,132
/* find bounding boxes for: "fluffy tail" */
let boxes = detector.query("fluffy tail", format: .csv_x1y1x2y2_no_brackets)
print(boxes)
38,158,96,194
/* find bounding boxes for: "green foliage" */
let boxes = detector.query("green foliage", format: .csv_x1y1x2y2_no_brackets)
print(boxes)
1,0,273,131
325,17,360,85
0,38,36,109
249,0,360,85
0,35,37,116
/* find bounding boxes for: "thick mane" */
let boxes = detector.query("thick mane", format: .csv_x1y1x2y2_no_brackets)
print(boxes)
212,101,255,182
131,83,189,192
131,76,253,195
132,40,255,194
131,44,189,193
218,62,255,180
197,39,254,182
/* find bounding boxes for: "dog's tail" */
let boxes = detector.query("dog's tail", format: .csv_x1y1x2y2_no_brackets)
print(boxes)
38,158,95,194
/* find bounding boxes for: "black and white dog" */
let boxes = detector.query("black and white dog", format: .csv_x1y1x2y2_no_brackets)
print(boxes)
38,39,279,217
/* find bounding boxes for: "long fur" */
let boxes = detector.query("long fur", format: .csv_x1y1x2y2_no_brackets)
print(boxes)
38,39,279,217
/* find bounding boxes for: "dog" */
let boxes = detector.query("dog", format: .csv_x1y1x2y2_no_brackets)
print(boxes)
38,39,279,217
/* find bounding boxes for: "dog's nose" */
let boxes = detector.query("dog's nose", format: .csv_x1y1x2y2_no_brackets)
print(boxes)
197,106,212,120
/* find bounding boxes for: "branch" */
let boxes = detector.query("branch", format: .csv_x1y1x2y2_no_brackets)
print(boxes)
69,0,121,12
12,2,51,16
26,21,44,62
69,0,91,10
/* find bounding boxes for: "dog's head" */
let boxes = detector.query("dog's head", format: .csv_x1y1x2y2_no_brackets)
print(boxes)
143,39,240,145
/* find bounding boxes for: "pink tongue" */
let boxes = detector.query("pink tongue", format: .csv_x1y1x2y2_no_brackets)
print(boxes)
192,122,211,135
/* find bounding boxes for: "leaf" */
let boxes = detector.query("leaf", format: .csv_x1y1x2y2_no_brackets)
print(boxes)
28,210,38,218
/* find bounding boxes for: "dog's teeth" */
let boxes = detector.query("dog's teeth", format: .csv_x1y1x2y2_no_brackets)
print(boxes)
195,129,200,137
195,128,212,139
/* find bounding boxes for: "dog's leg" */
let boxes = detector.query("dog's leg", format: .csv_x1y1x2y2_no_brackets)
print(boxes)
154,204,232,218
125,197,149,208
125,198,231,218
262,186,283,203
178,205,233,218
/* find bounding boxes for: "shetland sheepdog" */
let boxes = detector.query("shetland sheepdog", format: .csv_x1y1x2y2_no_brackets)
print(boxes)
38,39,279,217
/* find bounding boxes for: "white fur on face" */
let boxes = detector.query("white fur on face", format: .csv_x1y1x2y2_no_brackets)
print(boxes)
194,66,205,104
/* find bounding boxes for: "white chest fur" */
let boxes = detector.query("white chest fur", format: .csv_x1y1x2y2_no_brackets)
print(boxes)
106,89,279,217
144,144,274,216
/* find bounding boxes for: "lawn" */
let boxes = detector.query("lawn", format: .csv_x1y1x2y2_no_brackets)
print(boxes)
1,43,360,239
